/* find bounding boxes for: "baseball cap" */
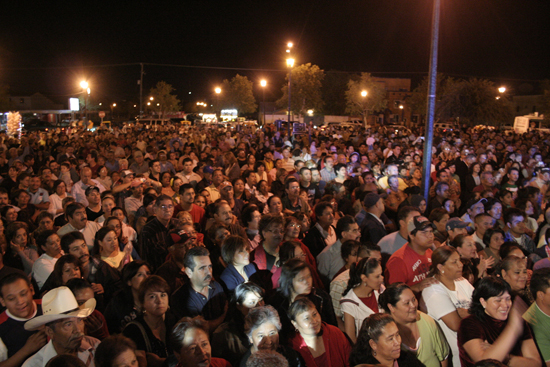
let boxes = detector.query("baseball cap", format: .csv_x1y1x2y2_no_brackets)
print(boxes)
445,217,469,231
121,169,135,178
465,198,487,210
363,192,384,208
85,186,100,196
203,165,214,174
407,215,435,235
169,229,194,244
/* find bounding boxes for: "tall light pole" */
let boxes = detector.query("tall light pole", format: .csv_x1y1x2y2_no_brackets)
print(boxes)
80,81,89,123
399,104,404,123
421,0,441,201
215,87,221,120
111,103,116,121
286,56,294,138
260,79,267,125
361,90,368,127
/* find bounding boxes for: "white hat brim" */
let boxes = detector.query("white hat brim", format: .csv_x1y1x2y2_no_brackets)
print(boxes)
24,298,96,330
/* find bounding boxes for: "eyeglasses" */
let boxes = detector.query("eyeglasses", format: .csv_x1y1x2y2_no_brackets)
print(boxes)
160,205,174,210
288,224,302,229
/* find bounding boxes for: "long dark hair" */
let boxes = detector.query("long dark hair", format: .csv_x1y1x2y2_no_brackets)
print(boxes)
343,257,381,297
378,282,412,313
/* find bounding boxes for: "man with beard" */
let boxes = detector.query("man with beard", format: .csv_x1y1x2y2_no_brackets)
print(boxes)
138,195,180,271
60,231,122,313
171,246,227,333
22,286,99,367
57,203,102,251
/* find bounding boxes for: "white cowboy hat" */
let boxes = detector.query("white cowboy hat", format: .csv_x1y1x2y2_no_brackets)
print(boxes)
24,286,96,330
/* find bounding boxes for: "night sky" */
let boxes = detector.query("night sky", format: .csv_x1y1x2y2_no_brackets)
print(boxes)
1,0,549,110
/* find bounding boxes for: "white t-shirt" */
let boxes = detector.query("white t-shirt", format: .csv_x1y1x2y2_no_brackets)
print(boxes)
422,277,474,367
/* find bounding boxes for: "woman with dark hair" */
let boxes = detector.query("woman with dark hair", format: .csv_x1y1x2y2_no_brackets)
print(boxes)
92,225,132,271
458,276,541,367
1,205,18,227
212,282,265,367
220,235,257,291
241,204,262,250
422,245,473,367
240,305,302,367
160,171,175,197
251,214,285,274
465,163,482,193
497,255,531,304
133,193,158,233
340,257,384,343
289,297,351,367
266,195,284,217
105,216,140,261
104,260,152,334
94,334,142,367
292,212,310,239
268,259,337,343
40,254,83,293
255,179,273,209
481,228,505,263
450,234,494,284
484,198,503,228
13,189,39,227
272,240,306,288
123,275,176,363
380,283,450,367
48,179,70,219
4,221,38,275
443,198,456,217
350,313,425,367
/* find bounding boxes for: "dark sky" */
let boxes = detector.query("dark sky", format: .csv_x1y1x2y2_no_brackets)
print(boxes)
1,0,549,109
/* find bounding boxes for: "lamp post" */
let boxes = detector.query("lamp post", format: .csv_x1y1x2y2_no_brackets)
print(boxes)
111,103,116,121
421,0,441,201
361,90,368,127
215,87,221,121
286,56,294,138
80,81,89,123
399,104,404,123
260,79,267,125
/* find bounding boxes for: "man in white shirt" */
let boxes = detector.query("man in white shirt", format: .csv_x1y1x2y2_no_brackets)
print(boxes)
27,175,50,211
472,213,494,250
23,287,99,367
57,203,102,251
71,167,106,207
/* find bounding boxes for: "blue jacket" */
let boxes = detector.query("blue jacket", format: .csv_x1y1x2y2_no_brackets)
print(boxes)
220,263,257,291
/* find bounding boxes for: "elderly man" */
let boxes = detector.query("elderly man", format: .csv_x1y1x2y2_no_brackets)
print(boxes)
71,167,106,207
57,203,102,250
22,287,99,367
137,195,180,271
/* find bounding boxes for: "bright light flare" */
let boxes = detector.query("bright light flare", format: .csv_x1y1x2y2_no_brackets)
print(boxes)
215,87,221,94
361,90,368,97
80,81,88,89
498,87,506,93
286,58,295,68
260,80,267,87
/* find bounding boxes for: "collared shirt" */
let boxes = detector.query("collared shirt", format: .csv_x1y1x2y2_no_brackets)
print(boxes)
317,239,345,281
28,188,50,205
320,167,336,183
124,196,143,215
172,281,227,321
205,184,221,202
71,180,106,207
32,253,61,289
58,221,103,251
22,336,100,367
176,172,202,188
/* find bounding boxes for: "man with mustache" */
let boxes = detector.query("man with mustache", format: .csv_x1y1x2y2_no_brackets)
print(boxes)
22,286,99,367
171,246,227,333
60,231,122,312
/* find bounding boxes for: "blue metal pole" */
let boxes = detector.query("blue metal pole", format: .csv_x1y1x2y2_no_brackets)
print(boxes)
422,0,440,200
287,70,292,139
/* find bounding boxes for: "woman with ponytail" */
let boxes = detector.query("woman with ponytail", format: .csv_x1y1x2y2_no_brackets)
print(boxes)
339,257,384,343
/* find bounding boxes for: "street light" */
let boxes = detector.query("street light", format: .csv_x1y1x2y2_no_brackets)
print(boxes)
286,56,295,138
399,104,404,123
79,81,90,124
215,87,221,118
360,90,368,126
361,90,367,97
111,103,116,121
498,87,506,94
260,80,267,125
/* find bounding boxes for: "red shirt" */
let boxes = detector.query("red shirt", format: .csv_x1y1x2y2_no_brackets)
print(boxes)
385,243,432,287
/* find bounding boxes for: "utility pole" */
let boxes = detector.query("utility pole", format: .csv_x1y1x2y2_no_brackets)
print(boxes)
421,0,440,200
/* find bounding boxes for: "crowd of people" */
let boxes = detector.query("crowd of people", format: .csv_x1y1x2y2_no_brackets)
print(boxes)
0,121,550,367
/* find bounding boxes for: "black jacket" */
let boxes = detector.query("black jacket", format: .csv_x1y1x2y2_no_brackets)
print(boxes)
360,213,387,245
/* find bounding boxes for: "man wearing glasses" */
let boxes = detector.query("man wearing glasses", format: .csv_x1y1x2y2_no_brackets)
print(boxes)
138,194,179,271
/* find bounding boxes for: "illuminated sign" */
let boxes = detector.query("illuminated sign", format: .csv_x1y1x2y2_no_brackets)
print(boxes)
69,98,79,111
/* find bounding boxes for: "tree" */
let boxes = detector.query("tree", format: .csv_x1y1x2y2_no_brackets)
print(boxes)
345,73,387,126
149,81,181,118
220,74,257,114
277,63,325,118
410,75,513,126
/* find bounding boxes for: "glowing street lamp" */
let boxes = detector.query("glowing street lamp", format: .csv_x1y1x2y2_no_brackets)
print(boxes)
215,87,221,116
361,90,368,98
260,80,267,124
286,57,295,137
111,103,116,121
498,87,506,94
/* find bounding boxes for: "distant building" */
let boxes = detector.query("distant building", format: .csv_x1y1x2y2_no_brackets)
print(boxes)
9,93,64,110
373,77,413,126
